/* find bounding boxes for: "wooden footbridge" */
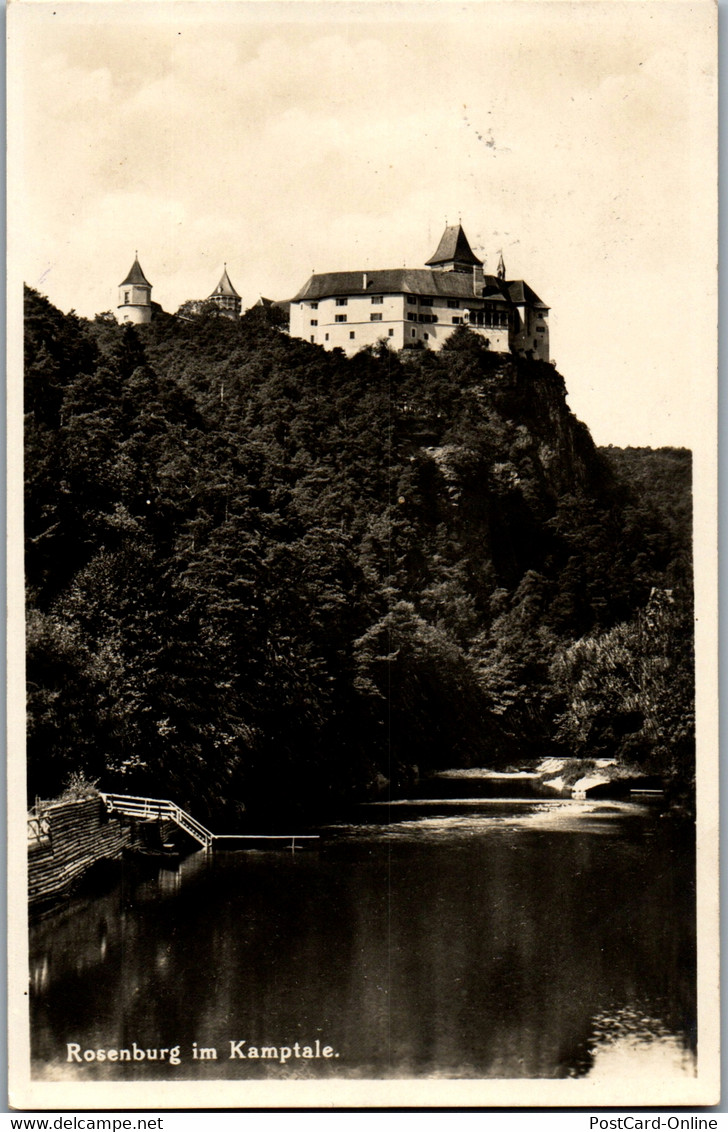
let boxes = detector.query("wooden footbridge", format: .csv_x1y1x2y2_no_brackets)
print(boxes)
99,793,319,852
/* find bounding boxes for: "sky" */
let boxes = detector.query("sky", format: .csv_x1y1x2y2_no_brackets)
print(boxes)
8,0,717,448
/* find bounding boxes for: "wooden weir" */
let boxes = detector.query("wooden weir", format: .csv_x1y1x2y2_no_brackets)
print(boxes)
99,793,319,852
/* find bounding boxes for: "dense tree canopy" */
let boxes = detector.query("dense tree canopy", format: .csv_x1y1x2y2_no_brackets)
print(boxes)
24,288,694,823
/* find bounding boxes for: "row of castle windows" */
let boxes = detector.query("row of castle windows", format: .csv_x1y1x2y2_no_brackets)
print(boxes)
331,296,384,306
308,328,504,347
309,296,513,311
313,314,387,325
315,296,464,308
468,310,509,329
309,328,397,343
313,312,509,327
306,326,490,344
306,296,510,324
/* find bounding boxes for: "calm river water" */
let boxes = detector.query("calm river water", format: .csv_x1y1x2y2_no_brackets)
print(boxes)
30,796,696,1081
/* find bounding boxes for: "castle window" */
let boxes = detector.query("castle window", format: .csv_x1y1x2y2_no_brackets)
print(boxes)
482,308,508,329
370,313,382,322
408,313,417,322
407,296,417,305
447,299,459,309
371,296,383,305
310,302,318,309
424,333,429,340
349,331,355,339
419,297,433,306
335,298,348,306
124,291,130,304
411,329,416,338
325,333,329,341
388,328,394,336
452,316,462,325
335,314,347,323
310,319,318,326
310,336,315,343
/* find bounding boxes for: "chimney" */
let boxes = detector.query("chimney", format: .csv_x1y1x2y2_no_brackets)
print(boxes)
472,264,484,296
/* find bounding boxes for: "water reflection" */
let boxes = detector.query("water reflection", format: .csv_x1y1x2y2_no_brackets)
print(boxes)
30,801,695,1081
585,1006,696,1080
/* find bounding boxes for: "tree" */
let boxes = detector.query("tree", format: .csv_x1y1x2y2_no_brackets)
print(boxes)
551,588,695,805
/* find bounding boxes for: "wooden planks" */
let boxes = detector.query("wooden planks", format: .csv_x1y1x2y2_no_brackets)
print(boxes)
28,795,134,908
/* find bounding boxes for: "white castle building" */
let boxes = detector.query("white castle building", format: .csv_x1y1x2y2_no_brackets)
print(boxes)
288,224,550,360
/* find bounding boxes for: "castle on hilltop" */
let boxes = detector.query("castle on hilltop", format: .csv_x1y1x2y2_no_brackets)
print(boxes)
288,223,550,360
116,223,549,360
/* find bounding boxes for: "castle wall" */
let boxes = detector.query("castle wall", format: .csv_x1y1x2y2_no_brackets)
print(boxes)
291,293,406,352
511,307,550,361
291,291,512,356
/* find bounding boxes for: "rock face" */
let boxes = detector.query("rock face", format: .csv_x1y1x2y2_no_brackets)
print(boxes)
502,360,598,496
395,349,607,599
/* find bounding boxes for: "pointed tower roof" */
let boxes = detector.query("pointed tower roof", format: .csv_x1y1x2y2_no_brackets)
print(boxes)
210,266,240,299
119,255,151,288
425,224,483,268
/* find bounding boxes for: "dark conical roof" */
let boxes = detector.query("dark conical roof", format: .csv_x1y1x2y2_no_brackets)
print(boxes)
210,266,240,299
119,256,151,287
425,224,483,268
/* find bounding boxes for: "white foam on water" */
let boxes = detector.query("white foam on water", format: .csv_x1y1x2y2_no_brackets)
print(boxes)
330,800,648,840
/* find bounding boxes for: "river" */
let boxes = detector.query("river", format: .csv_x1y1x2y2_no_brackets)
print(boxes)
29,786,696,1082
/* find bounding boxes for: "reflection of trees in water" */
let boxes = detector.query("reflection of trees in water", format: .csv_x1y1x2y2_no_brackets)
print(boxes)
30,818,695,1080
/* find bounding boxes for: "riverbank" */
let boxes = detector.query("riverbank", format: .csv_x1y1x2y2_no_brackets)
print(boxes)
424,758,666,801
28,794,134,909
27,791,201,909
28,755,687,910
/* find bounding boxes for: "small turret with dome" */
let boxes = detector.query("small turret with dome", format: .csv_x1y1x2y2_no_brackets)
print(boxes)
117,255,152,324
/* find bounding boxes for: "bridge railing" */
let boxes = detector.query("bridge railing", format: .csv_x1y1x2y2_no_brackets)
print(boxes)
97,793,319,852
100,793,214,849
169,804,214,848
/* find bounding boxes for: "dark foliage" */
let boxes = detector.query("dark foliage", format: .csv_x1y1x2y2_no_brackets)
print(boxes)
25,290,694,821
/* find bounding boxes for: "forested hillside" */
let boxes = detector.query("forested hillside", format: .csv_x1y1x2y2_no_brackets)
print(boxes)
24,287,694,825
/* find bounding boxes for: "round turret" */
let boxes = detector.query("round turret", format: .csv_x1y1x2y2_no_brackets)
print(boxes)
117,255,152,324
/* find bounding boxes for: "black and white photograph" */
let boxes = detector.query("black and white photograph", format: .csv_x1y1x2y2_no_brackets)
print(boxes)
7,0,719,1109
